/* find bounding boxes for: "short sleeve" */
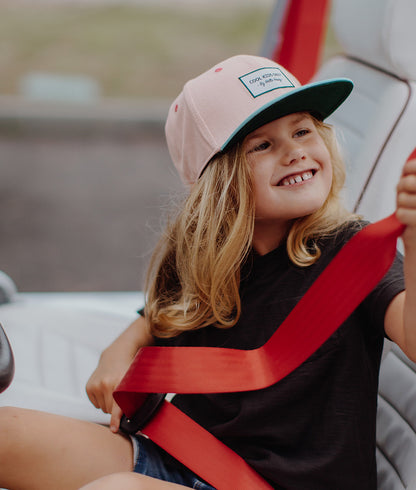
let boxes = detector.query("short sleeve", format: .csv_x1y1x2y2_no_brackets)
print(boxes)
361,250,405,334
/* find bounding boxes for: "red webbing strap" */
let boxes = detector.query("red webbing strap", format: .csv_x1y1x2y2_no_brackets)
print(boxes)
114,213,404,490
143,401,273,489
272,0,331,84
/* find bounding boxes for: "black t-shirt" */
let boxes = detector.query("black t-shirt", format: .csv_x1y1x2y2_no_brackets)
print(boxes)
153,223,405,489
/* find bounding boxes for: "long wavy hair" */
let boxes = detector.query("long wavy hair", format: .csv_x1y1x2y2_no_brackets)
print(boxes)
145,116,357,338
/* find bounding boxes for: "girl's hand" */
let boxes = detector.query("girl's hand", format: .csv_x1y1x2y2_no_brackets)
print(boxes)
391,154,416,362
397,157,416,248
86,350,133,433
85,316,154,433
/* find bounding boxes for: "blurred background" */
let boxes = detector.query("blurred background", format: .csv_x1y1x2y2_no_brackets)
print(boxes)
0,0,339,292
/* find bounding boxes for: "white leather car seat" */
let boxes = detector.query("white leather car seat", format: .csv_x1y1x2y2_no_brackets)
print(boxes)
378,345,416,490
316,0,416,219
0,285,142,424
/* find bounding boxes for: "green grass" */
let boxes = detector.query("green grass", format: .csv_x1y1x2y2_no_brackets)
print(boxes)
0,4,273,99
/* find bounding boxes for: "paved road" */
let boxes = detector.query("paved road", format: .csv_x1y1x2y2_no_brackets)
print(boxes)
0,119,184,292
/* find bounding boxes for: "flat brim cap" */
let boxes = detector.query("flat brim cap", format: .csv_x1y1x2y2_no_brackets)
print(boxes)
165,55,353,185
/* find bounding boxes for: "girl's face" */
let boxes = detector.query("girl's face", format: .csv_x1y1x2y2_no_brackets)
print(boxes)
243,112,333,252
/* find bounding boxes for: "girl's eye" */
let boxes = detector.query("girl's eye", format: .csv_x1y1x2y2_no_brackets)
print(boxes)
294,128,311,138
249,141,270,153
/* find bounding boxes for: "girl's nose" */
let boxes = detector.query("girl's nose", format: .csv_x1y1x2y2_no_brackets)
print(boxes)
282,145,306,166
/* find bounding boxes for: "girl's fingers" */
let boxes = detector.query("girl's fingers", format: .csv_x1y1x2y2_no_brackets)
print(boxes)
87,382,111,413
105,392,117,415
110,403,124,433
402,158,416,176
397,174,416,194
397,191,416,208
396,207,416,226
96,392,108,413
396,161,416,226
88,393,99,409
86,381,100,409
397,167,416,218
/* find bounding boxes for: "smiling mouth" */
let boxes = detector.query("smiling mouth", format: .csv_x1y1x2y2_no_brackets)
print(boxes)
277,170,316,186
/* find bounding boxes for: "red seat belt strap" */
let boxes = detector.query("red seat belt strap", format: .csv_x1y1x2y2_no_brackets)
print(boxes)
114,213,404,490
144,401,274,489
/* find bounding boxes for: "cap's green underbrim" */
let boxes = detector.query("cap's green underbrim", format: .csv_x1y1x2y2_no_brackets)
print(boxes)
221,78,353,152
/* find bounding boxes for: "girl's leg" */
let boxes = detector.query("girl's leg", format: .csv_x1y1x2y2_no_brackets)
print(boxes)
0,406,134,490
80,472,188,490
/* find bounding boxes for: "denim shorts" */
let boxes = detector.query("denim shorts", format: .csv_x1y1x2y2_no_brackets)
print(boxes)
131,435,216,489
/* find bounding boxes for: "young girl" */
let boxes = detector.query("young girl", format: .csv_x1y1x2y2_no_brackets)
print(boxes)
1,54,416,490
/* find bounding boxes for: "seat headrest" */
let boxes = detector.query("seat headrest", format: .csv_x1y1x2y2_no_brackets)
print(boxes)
332,0,416,81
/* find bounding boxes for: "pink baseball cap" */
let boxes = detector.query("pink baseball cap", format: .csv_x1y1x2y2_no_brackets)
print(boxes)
165,54,353,185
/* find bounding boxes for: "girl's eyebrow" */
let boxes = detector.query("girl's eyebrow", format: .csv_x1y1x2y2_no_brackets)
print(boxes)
244,130,265,144
245,113,312,144
290,113,311,125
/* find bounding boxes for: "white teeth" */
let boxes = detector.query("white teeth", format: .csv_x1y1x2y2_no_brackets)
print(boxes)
279,171,314,186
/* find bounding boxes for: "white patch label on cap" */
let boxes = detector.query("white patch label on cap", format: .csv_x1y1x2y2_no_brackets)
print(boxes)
239,67,294,98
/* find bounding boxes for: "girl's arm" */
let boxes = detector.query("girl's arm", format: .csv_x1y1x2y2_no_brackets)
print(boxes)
86,315,154,432
385,158,416,361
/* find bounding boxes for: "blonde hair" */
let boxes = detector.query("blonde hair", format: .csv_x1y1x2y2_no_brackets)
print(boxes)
145,116,357,338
